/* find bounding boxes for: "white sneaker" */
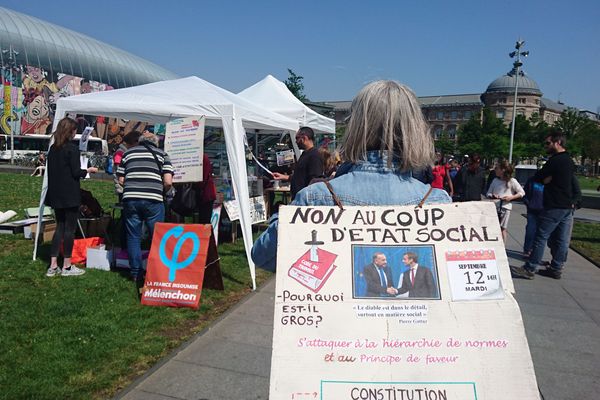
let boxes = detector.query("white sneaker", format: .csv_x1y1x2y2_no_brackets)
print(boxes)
61,265,86,276
46,267,62,277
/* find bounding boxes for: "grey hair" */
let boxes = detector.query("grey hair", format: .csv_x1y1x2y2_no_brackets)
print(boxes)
139,132,159,146
340,80,434,170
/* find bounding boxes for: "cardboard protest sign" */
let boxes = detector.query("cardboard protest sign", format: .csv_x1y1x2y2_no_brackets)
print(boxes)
270,202,539,400
141,223,212,309
165,116,205,183
223,196,267,224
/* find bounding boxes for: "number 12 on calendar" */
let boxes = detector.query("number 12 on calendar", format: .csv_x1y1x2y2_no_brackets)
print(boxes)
445,250,504,301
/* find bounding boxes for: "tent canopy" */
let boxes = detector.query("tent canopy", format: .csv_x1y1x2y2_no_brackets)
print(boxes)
55,76,300,131
238,75,335,134
37,76,300,290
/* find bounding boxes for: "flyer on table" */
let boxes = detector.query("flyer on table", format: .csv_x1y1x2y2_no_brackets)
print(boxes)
270,202,538,400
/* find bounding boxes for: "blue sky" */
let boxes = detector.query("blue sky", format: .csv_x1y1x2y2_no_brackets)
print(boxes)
3,0,599,111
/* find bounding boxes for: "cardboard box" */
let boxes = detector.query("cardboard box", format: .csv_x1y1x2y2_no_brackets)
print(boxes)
23,218,54,239
86,245,113,271
40,222,56,242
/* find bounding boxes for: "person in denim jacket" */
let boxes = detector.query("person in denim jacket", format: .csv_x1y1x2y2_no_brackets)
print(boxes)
252,80,451,272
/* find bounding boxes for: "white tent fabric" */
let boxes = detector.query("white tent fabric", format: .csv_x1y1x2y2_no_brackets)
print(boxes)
34,76,300,289
238,75,335,156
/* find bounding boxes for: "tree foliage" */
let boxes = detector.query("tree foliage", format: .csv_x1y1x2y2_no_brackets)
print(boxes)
434,131,455,156
456,108,508,163
284,69,308,102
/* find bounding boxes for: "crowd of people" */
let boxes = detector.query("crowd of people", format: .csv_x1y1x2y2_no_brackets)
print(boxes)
252,79,582,287
43,80,581,289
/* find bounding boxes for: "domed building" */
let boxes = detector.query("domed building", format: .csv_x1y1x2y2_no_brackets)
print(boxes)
325,68,581,141
0,6,178,136
482,68,542,121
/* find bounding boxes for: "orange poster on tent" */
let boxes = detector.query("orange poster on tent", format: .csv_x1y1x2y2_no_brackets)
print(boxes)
141,223,211,309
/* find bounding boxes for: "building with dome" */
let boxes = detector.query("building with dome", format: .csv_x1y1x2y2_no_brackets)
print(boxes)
325,68,577,141
0,7,177,137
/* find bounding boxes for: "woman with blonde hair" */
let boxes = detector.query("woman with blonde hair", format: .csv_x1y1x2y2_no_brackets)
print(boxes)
252,80,451,271
486,160,525,242
45,117,98,277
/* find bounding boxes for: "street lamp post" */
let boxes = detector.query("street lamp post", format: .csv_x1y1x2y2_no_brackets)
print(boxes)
508,39,529,164
1,45,20,165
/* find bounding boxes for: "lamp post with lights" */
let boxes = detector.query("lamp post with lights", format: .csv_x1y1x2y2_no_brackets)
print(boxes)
508,39,529,164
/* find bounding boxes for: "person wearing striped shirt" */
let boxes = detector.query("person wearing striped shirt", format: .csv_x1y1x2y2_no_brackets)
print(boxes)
117,131,173,283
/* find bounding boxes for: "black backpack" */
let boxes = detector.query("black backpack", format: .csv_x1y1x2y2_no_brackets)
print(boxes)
170,183,198,216
80,189,103,218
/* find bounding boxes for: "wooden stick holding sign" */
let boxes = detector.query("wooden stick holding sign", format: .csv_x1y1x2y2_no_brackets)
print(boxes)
141,223,223,309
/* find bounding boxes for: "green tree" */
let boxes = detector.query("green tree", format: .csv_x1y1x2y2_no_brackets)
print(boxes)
553,108,587,157
457,108,508,164
435,131,455,156
284,69,308,102
554,108,586,137
573,120,600,173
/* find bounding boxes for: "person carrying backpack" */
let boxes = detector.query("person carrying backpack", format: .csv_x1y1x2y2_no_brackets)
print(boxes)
522,176,544,257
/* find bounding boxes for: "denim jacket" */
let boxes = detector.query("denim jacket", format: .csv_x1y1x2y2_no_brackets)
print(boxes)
251,151,452,271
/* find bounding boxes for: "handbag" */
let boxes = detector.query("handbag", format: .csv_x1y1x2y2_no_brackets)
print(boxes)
170,183,198,216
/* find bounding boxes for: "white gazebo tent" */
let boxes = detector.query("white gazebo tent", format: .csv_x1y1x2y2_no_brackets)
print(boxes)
238,75,335,156
34,76,299,289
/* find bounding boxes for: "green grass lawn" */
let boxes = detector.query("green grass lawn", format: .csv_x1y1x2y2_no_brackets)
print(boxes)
571,220,600,266
577,175,600,192
0,172,271,399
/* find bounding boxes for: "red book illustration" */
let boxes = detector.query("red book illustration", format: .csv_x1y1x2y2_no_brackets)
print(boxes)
288,248,337,293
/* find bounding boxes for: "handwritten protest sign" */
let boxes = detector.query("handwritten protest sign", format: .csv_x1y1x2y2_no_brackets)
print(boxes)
165,116,205,183
270,202,539,400
141,223,211,309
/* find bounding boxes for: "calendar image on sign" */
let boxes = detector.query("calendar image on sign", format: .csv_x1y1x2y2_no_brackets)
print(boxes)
445,249,504,301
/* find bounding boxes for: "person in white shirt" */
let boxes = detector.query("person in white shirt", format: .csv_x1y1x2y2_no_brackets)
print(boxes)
486,160,525,242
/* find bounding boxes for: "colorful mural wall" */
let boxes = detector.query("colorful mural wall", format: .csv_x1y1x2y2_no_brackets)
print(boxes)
0,65,114,137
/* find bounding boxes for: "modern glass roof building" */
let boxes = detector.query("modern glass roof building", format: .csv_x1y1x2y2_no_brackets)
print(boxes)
0,6,178,88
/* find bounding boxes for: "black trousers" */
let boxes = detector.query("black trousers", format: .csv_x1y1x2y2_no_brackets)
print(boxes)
50,207,79,258
194,201,214,224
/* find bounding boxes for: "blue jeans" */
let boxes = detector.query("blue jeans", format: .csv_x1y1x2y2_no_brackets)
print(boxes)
123,200,165,280
525,208,573,273
523,209,541,254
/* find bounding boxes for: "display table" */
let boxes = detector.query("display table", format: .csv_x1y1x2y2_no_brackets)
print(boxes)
264,186,291,217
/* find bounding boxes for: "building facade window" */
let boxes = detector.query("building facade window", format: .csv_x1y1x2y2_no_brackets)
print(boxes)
496,109,505,119
518,98,526,104
464,110,472,119
451,111,458,120
433,125,443,139
436,111,444,120
447,125,457,139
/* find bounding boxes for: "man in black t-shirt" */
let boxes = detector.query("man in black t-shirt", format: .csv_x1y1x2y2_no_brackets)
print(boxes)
272,127,323,200
512,132,575,280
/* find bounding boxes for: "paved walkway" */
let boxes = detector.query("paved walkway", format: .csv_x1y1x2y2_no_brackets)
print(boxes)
116,203,600,400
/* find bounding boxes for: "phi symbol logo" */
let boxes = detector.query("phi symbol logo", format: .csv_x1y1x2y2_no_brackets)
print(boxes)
159,225,200,282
